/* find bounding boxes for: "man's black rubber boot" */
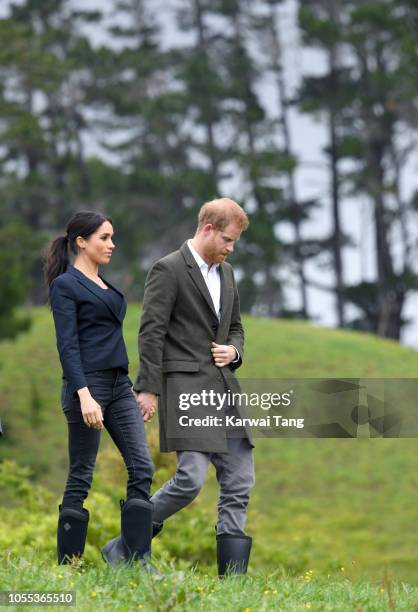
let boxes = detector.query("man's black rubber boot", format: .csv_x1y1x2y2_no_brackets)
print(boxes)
152,521,164,538
57,505,89,565
101,535,125,569
216,533,252,577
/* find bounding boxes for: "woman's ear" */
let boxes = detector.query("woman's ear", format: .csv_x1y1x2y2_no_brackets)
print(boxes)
75,236,85,250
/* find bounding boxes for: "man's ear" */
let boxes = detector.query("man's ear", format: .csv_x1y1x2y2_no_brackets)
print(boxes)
202,223,214,236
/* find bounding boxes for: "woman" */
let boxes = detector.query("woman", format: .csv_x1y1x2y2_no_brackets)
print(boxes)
45,210,154,566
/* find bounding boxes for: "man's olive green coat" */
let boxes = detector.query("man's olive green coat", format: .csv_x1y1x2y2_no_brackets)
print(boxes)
133,241,254,452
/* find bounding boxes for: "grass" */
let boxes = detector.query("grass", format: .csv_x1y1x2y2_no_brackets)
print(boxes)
1,552,418,611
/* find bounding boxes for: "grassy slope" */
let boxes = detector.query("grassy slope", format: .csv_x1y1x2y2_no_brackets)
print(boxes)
2,307,418,584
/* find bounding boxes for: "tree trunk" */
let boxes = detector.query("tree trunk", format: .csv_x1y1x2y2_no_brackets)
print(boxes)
193,0,220,192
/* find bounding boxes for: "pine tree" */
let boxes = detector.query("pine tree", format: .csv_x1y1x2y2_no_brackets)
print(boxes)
206,0,292,316
0,0,103,300
299,0,418,338
248,0,320,320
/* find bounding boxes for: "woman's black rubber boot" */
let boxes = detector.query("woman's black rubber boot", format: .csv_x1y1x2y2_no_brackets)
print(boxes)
216,533,252,577
57,505,89,564
102,520,163,569
120,498,153,565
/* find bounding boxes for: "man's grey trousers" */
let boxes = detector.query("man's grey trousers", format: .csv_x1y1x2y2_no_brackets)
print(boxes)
150,437,255,535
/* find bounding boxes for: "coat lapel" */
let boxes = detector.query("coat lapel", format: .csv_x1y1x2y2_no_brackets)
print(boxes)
218,263,233,326
180,242,219,320
67,265,126,323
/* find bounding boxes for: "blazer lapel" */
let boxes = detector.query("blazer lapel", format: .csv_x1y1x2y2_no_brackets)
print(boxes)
218,264,232,325
67,266,125,323
180,242,219,320
100,275,127,322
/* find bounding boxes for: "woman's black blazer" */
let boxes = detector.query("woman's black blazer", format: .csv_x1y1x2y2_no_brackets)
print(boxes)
50,265,129,394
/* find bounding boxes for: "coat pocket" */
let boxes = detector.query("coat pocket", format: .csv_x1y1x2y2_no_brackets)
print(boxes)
162,360,199,373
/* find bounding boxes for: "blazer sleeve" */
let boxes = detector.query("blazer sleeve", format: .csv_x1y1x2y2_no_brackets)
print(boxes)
133,259,178,395
50,277,87,394
226,268,244,371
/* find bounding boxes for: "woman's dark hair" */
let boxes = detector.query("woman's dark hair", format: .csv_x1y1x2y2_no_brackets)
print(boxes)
44,210,113,286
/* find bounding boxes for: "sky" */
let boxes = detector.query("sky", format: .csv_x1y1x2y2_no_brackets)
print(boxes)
2,0,418,349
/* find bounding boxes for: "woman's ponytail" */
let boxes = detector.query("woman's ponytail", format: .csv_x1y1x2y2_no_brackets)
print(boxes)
44,235,70,286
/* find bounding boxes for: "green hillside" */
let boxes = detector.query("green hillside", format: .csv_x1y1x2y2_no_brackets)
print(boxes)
2,306,418,583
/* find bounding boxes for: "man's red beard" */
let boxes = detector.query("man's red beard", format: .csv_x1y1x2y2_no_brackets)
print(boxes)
203,245,227,264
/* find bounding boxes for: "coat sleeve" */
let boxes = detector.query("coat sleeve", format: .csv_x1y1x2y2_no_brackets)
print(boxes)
50,277,87,394
133,259,178,395
226,267,244,371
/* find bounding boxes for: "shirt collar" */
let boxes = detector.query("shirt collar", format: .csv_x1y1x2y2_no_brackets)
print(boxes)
187,240,219,272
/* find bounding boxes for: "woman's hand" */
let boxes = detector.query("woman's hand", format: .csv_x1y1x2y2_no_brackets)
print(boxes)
78,388,104,429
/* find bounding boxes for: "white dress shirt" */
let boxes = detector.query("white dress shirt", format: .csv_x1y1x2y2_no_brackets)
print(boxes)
187,240,239,363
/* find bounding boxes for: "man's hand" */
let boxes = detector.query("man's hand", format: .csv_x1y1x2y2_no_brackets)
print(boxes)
135,391,157,423
211,342,237,368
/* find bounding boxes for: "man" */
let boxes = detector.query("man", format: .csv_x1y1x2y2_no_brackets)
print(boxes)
103,198,255,575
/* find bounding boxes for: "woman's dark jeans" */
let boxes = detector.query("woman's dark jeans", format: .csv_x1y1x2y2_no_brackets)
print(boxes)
60,368,154,510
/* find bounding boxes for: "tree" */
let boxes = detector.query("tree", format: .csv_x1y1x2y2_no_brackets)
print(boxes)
248,0,316,319
89,0,220,294
0,0,103,301
299,0,418,339
0,221,42,339
203,0,291,315
175,0,226,193
298,0,354,327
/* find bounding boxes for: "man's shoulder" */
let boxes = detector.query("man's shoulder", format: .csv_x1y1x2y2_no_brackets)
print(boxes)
222,260,234,272
221,260,235,280
153,248,185,271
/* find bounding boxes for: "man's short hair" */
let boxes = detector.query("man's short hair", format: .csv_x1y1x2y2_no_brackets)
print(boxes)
197,198,249,232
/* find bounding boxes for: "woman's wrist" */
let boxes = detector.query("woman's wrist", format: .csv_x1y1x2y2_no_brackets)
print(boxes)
77,387,91,401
